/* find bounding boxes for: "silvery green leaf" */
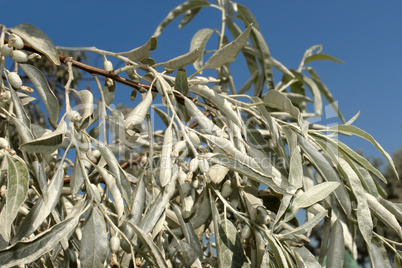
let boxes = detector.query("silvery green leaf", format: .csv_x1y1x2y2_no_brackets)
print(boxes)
190,28,215,70
366,193,402,239
70,154,84,197
0,200,87,268
156,48,200,71
153,0,211,38
125,88,153,129
183,97,214,134
369,243,388,268
288,150,303,191
281,211,327,240
201,24,252,71
10,23,60,65
378,197,402,222
326,219,345,268
283,182,339,222
304,67,345,123
71,89,94,121
337,157,373,246
19,64,59,125
9,87,30,128
217,219,250,268
92,139,132,204
329,124,399,180
302,75,322,116
297,134,352,216
179,7,202,29
189,189,211,229
304,53,344,65
292,246,321,268
126,223,168,268
209,153,285,194
12,164,65,243
263,90,300,119
0,155,29,241
266,233,288,268
160,124,173,187
250,27,274,90
80,206,108,268
19,128,64,154
235,3,260,29
118,36,157,62
189,84,241,126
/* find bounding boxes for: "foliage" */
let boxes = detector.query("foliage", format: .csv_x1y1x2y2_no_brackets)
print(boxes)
0,1,401,267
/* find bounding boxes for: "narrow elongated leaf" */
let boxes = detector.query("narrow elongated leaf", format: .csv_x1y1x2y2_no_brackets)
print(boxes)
160,124,173,187
10,23,60,65
92,139,132,204
302,75,322,116
298,134,352,216
189,84,241,126
292,246,322,268
127,223,168,268
337,157,373,246
217,219,250,268
281,211,327,240
70,153,84,196
175,68,189,97
326,219,345,268
366,193,402,239
238,69,259,94
201,24,252,71
19,128,64,154
263,90,300,119
80,206,108,268
190,28,215,70
125,88,153,129
235,3,260,30
156,48,200,71
153,0,211,37
329,124,399,179
179,7,202,29
19,64,59,125
11,164,65,243
0,156,29,240
0,200,87,268
9,87,30,128
304,53,344,65
304,67,345,122
284,182,339,222
118,36,157,62
266,233,288,268
209,154,286,194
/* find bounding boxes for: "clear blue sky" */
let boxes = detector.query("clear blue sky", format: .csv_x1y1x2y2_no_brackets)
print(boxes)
1,0,401,165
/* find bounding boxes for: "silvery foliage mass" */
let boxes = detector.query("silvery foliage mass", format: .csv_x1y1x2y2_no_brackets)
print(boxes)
0,0,401,267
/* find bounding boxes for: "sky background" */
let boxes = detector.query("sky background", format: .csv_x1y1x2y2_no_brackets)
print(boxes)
1,0,401,168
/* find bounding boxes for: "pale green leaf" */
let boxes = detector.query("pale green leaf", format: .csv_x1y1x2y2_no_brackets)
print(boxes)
156,48,200,71
10,23,60,65
175,68,189,97
235,3,260,30
366,193,402,239
80,206,108,268
118,36,157,62
127,223,168,268
70,153,84,197
284,182,339,222
0,200,87,268
298,134,352,216
263,90,300,119
190,28,215,70
217,219,250,268
292,246,322,268
153,0,211,38
201,24,252,71
125,88,153,129
12,164,65,243
304,53,344,65
329,124,399,180
9,87,30,128
19,129,64,154
179,7,202,29
281,211,327,240
326,219,345,268
19,64,59,125
0,156,29,241
266,233,289,268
